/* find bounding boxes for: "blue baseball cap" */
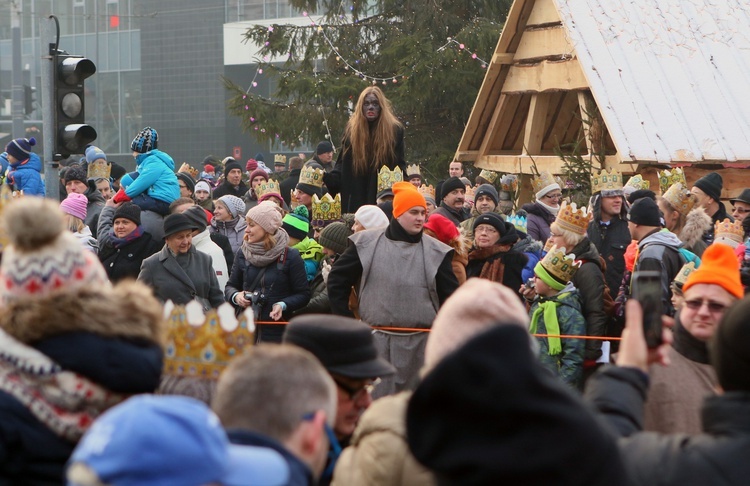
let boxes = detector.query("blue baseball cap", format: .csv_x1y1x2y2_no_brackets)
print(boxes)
67,395,289,486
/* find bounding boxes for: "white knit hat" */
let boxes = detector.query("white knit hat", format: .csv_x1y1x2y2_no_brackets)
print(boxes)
354,205,389,230
246,201,283,234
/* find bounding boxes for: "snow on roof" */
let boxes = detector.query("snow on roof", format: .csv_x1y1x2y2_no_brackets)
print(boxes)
556,0,750,164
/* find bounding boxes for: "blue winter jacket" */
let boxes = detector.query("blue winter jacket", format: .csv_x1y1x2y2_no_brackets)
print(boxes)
7,152,45,196
122,149,180,203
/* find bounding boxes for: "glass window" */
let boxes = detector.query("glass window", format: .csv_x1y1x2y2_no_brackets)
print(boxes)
121,70,141,153
95,71,119,154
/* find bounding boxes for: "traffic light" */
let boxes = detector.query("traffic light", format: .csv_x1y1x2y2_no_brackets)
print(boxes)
24,85,36,115
54,52,97,157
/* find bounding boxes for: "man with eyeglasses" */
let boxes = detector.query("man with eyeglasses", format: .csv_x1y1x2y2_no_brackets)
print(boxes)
642,243,742,434
283,315,396,485
729,188,750,223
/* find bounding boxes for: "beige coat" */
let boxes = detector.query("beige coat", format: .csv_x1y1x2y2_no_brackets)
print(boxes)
332,392,436,486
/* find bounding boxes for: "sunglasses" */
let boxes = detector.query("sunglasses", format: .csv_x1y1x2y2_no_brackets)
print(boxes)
683,299,727,314
333,377,381,401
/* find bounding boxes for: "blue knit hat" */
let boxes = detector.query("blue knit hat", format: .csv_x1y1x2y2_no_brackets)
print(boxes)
85,145,107,164
131,127,158,153
5,137,36,162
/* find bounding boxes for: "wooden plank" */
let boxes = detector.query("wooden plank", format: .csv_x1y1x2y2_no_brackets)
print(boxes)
523,93,551,155
543,90,579,149
502,58,588,93
475,154,627,174
477,94,511,160
497,0,537,54
639,166,750,199
527,0,561,26
455,151,479,162
492,53,515,64
514,27,572,61
504,94,531,151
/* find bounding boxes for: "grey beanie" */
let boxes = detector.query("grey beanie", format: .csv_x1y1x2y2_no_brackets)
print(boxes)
475,184,499,206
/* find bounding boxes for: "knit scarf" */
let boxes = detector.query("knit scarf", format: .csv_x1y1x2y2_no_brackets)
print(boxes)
109,225,145,249
529,297,563,355
241,229,290,267
0,329,126,442
537,200,560,216
212,217,240,232
469,244,512,283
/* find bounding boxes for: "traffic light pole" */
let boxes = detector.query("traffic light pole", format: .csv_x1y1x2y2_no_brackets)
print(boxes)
40,16,58,200
11,1,24,139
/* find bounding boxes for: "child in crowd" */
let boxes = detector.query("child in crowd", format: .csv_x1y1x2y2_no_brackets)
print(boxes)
3,137,45,196
194,180,214,212
282,206,323,282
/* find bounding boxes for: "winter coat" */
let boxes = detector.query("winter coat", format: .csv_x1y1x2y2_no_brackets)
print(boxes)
521,202,556,242
138,245,226,309
225,246,310,342
570,238,611,362
703,202,734,245
324,126,405,213
210,217,247,256
292,237,324,282
332,392,436,486
431,204,467,227
678,208,711,257
529,284,586,389
228,429,313,486
0,283,163,485
192,229,229,291
71,226,98,253
587,215,631,300
212,180,248,200
280,168,301,207
123,149,180,204
83,182,106,239
6,152,45,196
513,233,543,283
465,245,527,298
97,205,162,283
585,366,750,486
210,232,235,273
293,267,331,315
460,208,505,241
633,230,684,317
241,189,259,214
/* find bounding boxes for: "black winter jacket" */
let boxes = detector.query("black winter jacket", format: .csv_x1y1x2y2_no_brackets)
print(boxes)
279,168,301,207
570,239,611,361
587,216,631,301
465,246,527,299
98,206,162,282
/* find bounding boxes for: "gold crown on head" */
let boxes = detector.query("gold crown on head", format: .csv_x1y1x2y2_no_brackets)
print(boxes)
543,237,555,254
662,183,696,215
163,301,254,380
540,245,581,285
555,201,592,236
274,154,287,165
289,189,299,210
377,165,404,193
464,185,476,203
255,180,281,199
87,159,111,180
312,193,342,225
532,171,559,195
178,163,199,179
299,166,325,187
714,218,744,246
478,169,499,184
418,184,435,200
658,168,686,194
624,174,650,191
500,174,518,193
673,261,697,287
406,164,421,178
590,168,623,194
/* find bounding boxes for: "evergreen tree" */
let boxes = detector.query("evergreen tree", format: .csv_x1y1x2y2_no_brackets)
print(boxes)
224,0,512,181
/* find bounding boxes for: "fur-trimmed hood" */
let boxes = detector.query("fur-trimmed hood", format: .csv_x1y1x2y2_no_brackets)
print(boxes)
0,280,165,346
679,208,712,249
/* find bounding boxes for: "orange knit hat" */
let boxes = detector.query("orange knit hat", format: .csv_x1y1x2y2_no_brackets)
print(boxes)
392,181,426,218
683,243,743,299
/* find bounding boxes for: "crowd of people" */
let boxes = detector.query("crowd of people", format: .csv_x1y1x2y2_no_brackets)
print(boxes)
0,84,749,485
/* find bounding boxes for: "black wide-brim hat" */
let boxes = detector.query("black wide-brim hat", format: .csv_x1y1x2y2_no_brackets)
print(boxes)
284,315,396,379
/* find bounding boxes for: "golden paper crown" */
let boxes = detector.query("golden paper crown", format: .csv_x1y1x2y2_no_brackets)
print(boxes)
274,154,287,165
406,164,421,178
255,180,281,199
464,185,476,203
418,184,436,200
658,168,686,194
555,201,592,236
540,245,581,285
543,237,555,254
500,174,518,193
87,159,111,180
377,165,404,193
590,168,623,194
163,301,254,380
289,189,300,210
714,218,744,245
311,193,342,225
478,169,499,184
178,163,199,179
0,185,15,252
299,166,325,188
673,261,697,287
532,171,559,195
662,183,696,215
624,174,650,191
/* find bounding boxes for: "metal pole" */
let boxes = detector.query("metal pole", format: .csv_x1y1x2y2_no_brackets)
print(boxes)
11,0,25,138
40,17,58,200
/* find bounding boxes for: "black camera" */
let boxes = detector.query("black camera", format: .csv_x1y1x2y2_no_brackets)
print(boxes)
244,290,267,307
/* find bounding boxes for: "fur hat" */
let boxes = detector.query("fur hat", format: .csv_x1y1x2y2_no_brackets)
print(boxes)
247,201,283,234
318,222,353,255
0,198,110,303
693,172,723,202
64,166,89,185
216,195,245,219
282,206,310,241
392,181,426,219
60,193,88,221
131,127,158,153
5,137,36,162
113,202,141,226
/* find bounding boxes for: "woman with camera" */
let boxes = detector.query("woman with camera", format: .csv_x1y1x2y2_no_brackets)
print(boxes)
225,201,310,342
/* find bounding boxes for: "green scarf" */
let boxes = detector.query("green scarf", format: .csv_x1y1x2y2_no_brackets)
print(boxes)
529,297,563,355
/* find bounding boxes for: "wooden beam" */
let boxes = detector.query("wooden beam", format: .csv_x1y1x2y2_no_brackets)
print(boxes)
502,58,588,93
523,93,551,155
475,155,629,174
639,166,750,200
455,151,479,162
514,27,573,61
492,53,515,64
497,0,537,54
477,94,511,160
526,0,561,27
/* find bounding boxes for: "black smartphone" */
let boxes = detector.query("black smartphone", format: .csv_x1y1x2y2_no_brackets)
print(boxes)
632,270,663,348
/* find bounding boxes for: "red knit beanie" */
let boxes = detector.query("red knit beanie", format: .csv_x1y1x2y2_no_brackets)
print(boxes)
424,213,459,244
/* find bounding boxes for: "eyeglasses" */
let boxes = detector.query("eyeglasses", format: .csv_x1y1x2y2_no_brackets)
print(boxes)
474,226,499,235
683,299,727,314
548,232,562,238
733,206,750,214
178,184,187,189
543,193,563,200
333,377,380,401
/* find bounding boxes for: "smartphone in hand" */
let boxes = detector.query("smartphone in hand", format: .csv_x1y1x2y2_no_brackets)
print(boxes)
632,270,663,348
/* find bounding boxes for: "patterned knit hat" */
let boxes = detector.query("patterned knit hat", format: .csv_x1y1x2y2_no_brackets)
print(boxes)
0,197,109,303
282,206,310,241
318,222,353,255
6,137,36,162
64,166,89,185
131,127,158,153
247,201,283,234
216,195,245,219
246,159,258,171
60,193,88,221
113,202,142,226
